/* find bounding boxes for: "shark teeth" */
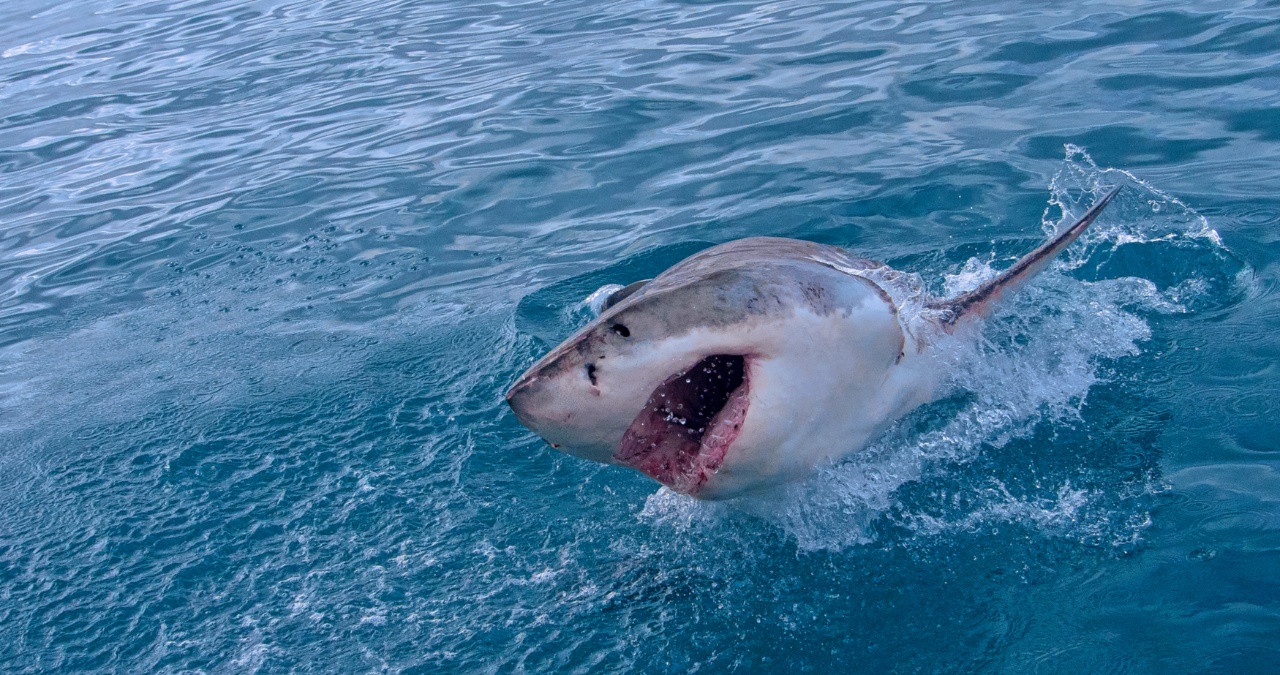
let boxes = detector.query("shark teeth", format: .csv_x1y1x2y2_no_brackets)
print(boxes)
614,354,749,494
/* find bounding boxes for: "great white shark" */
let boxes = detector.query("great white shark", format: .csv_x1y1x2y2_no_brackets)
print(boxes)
506,188,1121,500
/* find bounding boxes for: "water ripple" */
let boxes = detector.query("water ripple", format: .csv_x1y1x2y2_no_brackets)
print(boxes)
2,0,1280,671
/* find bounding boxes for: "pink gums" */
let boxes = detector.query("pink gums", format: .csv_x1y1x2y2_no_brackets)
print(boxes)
613,355,749,495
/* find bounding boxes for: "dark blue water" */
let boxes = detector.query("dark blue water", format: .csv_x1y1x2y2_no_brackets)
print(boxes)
1,0,1278,671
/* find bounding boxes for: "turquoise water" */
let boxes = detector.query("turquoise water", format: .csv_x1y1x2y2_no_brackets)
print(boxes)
1,0,1277,671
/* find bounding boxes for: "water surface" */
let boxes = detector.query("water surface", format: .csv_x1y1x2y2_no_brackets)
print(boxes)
1,0,1278,671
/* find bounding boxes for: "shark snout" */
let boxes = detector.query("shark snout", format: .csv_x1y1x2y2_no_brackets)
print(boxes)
504,373,535,406
505,353,643,465
505,372,553,430
507,380,572,456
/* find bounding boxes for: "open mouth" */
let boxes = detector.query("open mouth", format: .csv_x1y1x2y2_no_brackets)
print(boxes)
613,354,750,494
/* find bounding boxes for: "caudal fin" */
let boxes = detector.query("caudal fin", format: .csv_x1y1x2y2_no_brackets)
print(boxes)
931,186,1122,327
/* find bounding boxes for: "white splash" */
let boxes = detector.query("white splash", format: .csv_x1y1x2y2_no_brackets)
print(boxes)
1050,144,1221,250
642,147,1234,551
582,283,625,315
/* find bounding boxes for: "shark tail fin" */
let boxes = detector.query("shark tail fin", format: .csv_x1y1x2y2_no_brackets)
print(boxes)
930,186,1122,327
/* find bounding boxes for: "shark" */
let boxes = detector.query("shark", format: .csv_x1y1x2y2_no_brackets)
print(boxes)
506,188,1120,500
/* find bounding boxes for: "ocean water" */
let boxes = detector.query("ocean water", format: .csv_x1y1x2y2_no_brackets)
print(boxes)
1,0,1277,671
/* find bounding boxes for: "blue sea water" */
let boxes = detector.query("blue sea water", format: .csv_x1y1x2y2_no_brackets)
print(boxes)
1,0,1278,671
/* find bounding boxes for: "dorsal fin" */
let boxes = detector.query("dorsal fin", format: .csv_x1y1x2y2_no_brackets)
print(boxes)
931,186,1121,327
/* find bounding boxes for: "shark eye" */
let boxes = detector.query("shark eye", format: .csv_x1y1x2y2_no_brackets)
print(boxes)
610,323,631,338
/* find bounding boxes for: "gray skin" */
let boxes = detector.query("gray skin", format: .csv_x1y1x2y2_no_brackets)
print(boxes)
507,188,1120,500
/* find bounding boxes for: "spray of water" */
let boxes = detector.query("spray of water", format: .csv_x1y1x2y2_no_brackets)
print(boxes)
638,147,1238,551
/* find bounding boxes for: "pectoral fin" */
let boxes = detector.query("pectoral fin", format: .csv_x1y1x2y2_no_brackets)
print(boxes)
602,278,651,311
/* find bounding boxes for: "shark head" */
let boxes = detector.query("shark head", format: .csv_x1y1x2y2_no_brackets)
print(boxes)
507,238,922,500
